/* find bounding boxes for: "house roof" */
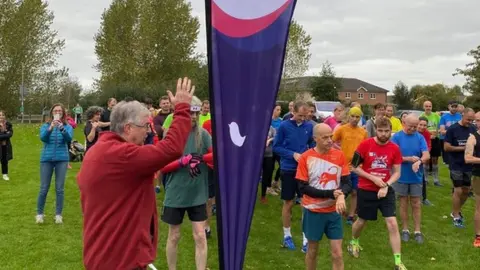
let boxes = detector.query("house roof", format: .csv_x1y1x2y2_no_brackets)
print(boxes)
281,76,389,93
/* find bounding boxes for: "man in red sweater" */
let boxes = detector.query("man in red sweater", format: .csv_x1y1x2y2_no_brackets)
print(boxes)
77,77,195,270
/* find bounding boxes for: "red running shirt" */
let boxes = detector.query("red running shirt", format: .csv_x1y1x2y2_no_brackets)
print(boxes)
355,138,402,192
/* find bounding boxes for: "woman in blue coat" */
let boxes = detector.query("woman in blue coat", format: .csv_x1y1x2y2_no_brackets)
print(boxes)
36,104,73,224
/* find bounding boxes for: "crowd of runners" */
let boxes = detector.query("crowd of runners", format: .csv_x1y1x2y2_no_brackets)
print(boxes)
2,77,480,269
269,99,480,270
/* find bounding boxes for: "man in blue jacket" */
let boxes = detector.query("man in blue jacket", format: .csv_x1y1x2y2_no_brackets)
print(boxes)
273,101,315,253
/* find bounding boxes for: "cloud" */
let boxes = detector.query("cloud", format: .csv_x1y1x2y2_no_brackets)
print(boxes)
47,0,479,92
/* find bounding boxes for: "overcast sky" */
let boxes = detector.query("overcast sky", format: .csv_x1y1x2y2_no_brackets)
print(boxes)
48,0,479,91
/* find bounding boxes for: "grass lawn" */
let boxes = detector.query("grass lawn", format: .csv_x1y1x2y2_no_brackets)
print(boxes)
0,124,478,269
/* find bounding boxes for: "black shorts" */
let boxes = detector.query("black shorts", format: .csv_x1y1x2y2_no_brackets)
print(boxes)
208,168,215,198
450,170,472,188
161,204,207,225
430,138,441,157
280,170,300,201
357,188,396,221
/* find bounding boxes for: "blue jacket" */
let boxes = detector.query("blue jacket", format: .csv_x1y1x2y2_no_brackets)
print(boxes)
40,122,74,162
273,120,315,171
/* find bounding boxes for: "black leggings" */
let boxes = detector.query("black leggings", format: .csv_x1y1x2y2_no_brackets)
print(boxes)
273,153,281,181
422,174,427,200
1,145,8,174
261,156,275,197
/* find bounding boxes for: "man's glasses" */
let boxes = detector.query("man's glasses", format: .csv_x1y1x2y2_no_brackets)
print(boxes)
132,123,150,129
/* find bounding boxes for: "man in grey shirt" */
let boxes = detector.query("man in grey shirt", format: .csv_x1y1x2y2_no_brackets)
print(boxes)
366,103,386,137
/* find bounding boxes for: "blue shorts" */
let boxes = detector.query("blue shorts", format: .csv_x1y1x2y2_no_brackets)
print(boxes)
302,209,343,241
350,172,359,190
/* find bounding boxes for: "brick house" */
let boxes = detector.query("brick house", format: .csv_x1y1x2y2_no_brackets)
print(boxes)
280,76,389,105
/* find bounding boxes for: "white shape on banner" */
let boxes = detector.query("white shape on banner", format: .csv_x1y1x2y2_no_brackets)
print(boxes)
213,0,289,20
228,122,246,147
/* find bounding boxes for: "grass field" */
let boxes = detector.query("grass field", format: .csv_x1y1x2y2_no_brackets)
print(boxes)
0,124,478,269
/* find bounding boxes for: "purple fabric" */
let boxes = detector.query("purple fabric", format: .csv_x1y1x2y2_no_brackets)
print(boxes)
206,1,297,269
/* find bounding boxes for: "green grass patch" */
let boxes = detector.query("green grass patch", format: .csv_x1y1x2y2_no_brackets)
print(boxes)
0,124,477,269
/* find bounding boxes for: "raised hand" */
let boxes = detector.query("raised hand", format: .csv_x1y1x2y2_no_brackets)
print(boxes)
168,77,196,106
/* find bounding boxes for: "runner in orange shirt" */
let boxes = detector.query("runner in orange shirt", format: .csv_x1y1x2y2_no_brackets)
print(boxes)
296,123,352,270
333,106,368,225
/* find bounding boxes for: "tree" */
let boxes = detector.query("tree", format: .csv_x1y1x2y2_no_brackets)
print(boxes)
454,45,480,95
282,20,312,79
310,61,342,101
94,0,200,101
0,0,65,116
392,81,411,109
409,84,462,111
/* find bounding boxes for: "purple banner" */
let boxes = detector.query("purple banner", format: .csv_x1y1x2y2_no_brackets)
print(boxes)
205,1,297,269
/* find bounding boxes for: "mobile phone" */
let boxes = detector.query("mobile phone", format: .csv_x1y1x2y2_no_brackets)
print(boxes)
54,114,61,121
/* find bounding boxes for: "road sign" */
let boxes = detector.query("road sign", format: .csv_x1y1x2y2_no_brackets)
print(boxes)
20,106,24,113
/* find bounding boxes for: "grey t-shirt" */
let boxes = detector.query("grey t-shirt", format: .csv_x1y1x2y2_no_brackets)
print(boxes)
264,126,276,157
366,118,376,138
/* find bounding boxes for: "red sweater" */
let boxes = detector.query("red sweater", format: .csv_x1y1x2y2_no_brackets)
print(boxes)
420,130,432,151
77,103,191,270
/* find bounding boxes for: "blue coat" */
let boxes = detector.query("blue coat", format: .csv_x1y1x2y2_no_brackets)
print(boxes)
40,122,73,162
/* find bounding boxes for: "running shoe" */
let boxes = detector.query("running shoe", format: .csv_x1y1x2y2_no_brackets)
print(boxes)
453,218,465,228
473,236,480,248
346,216,354,225
414,232,424,244
394,263,408,270
347,241,362,258
302,243,308,253
401,230,410,242
422,199,433,206
282,236,296,250
260,197,267,204
450,212,464,219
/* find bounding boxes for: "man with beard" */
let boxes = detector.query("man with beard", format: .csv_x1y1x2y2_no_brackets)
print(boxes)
347,117,406,270
444,108,476,228
464,111,480,247
439,101,462,164
297,123,351,270
153,96,172,140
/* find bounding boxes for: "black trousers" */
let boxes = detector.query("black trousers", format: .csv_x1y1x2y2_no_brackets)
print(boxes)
422,174,427,201
273,153,281,181
76,114,82,124
261,156,275,197
1,145,8,174
440,139,449,164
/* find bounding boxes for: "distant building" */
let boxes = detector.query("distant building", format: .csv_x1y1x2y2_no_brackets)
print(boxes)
281,76,389,105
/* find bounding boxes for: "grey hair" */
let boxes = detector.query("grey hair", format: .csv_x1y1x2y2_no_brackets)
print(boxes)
110,101,150,134
85,106,104,120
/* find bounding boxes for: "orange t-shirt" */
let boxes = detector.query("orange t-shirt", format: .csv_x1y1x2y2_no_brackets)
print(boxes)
332,124,367,164
296,148,349,213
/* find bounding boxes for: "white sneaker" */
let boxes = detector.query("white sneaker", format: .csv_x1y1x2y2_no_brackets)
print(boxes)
35,214,44,224
2,174,9,181
55,215,63,224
